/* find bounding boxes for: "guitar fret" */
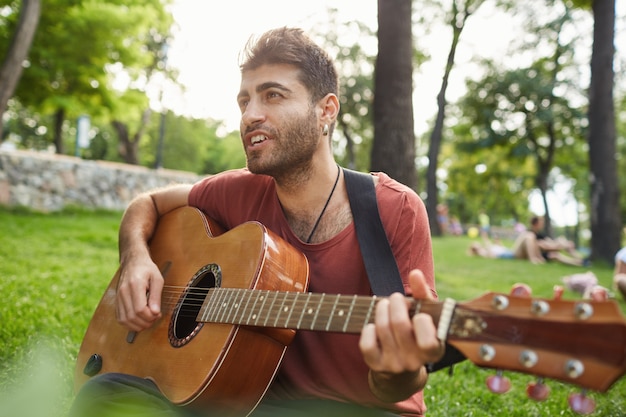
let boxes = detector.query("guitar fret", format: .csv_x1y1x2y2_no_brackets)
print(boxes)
364,296,376,327
240,289,253,325
233,289,246,324
283,292,298,328
310,293,325,330
217,288,232,323
255,291,269,326
262,291,279,327
246,289,261,325
325,294,341,331
343,294,358,333
207,288,223,323
296,292,312,329
273,292,289,328
224,289,238,324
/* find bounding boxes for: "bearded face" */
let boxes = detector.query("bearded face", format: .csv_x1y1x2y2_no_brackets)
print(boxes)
243,104,320,179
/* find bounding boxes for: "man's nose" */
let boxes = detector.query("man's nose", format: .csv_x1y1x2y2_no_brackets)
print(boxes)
241,99,265,127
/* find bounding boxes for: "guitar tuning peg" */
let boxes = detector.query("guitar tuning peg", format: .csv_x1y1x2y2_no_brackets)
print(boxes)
526,378,550,401
510,283,532,298
568,390,596,415
486,370,511,394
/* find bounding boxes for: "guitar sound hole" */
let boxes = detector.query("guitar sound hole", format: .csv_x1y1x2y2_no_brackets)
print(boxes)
169,263,221,347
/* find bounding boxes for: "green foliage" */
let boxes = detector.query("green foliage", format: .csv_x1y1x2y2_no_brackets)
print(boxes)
2,0,173,151
140,111,245,174
442,3,590,228
568,0,592,10
309,11,377,171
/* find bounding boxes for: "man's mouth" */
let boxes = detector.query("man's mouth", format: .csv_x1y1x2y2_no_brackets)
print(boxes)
250,134,268,145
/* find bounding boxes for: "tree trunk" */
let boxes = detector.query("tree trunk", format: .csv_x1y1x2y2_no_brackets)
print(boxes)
371,0,416,189
0,0,41,137
588,0,621,263
424,0,480,236
113,121,137,165
112,107,151,165
425,20,462,235
53,107,65,154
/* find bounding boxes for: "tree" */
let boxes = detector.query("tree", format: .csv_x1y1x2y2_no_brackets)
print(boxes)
442,111,537,225
372,0,416,189
110,37,173,165
9,0,172,154
452,35,589,235
586,0,621,262
0,0,40,137
424,0,485,235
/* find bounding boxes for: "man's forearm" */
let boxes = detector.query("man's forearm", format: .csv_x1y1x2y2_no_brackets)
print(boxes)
368,366,428,403
118,193,159,263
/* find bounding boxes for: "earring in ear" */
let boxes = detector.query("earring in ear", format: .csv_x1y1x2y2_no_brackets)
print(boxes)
322,124,329,136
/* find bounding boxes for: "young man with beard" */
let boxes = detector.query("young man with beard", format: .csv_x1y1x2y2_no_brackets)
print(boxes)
71,27,443,417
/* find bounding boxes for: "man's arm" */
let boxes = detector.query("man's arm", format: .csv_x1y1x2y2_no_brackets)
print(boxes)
116,184,192,331
359,270,444,403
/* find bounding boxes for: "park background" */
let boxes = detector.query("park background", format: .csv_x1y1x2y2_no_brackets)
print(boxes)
1,0,626,416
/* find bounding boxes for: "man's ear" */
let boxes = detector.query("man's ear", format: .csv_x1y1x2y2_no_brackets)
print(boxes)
318,93,340,126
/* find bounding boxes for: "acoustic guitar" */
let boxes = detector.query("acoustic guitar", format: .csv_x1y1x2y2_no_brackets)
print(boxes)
74,206,626,416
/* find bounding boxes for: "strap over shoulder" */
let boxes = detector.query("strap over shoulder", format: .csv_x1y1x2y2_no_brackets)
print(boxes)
342,168,404,296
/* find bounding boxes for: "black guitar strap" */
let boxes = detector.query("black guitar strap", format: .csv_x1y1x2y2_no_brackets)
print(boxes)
343,168,404,296
342,167,465,373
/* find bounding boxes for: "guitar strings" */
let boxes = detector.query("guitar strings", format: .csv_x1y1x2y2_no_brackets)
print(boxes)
149,285,423,330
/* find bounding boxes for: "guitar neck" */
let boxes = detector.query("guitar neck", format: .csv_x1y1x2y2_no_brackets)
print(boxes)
198,288,445,334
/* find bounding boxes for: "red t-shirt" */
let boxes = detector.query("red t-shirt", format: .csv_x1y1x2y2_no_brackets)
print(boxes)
189,168,435,416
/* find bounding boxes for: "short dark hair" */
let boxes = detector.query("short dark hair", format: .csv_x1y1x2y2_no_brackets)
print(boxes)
239,27,339,104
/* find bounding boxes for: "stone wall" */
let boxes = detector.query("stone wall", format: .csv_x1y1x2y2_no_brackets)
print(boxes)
0,149,203,212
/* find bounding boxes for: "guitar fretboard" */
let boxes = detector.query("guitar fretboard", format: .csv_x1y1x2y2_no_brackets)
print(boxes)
197,288,431,334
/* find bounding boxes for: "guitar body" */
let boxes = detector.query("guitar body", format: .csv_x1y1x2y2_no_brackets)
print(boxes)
74,207,310,415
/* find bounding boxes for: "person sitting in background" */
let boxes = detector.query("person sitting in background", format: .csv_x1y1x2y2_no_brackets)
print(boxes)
614,246,626,301
448,216,463,236
436,204,449,234
529,216,589,267
468,233,543,263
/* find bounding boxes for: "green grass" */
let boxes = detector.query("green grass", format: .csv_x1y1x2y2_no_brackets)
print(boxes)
0,207,121,416
0,207,624,416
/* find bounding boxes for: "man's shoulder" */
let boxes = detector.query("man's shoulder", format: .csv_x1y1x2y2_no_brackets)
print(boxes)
373,172,420,200
199,168,272,186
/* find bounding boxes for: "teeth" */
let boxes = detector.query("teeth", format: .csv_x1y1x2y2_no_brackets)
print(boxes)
251,135,267,145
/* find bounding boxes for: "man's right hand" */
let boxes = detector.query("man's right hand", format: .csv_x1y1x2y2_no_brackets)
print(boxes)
115,254,164,332
114,184,192,332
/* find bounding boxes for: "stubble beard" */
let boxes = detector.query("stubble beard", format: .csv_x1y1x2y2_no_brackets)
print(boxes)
245,107,319,185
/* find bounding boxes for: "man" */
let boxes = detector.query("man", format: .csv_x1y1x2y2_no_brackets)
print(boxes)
70,28,443,417
529,216,589,267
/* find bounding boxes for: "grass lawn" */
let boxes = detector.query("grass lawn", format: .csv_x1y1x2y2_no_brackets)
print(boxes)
0,207,624,416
